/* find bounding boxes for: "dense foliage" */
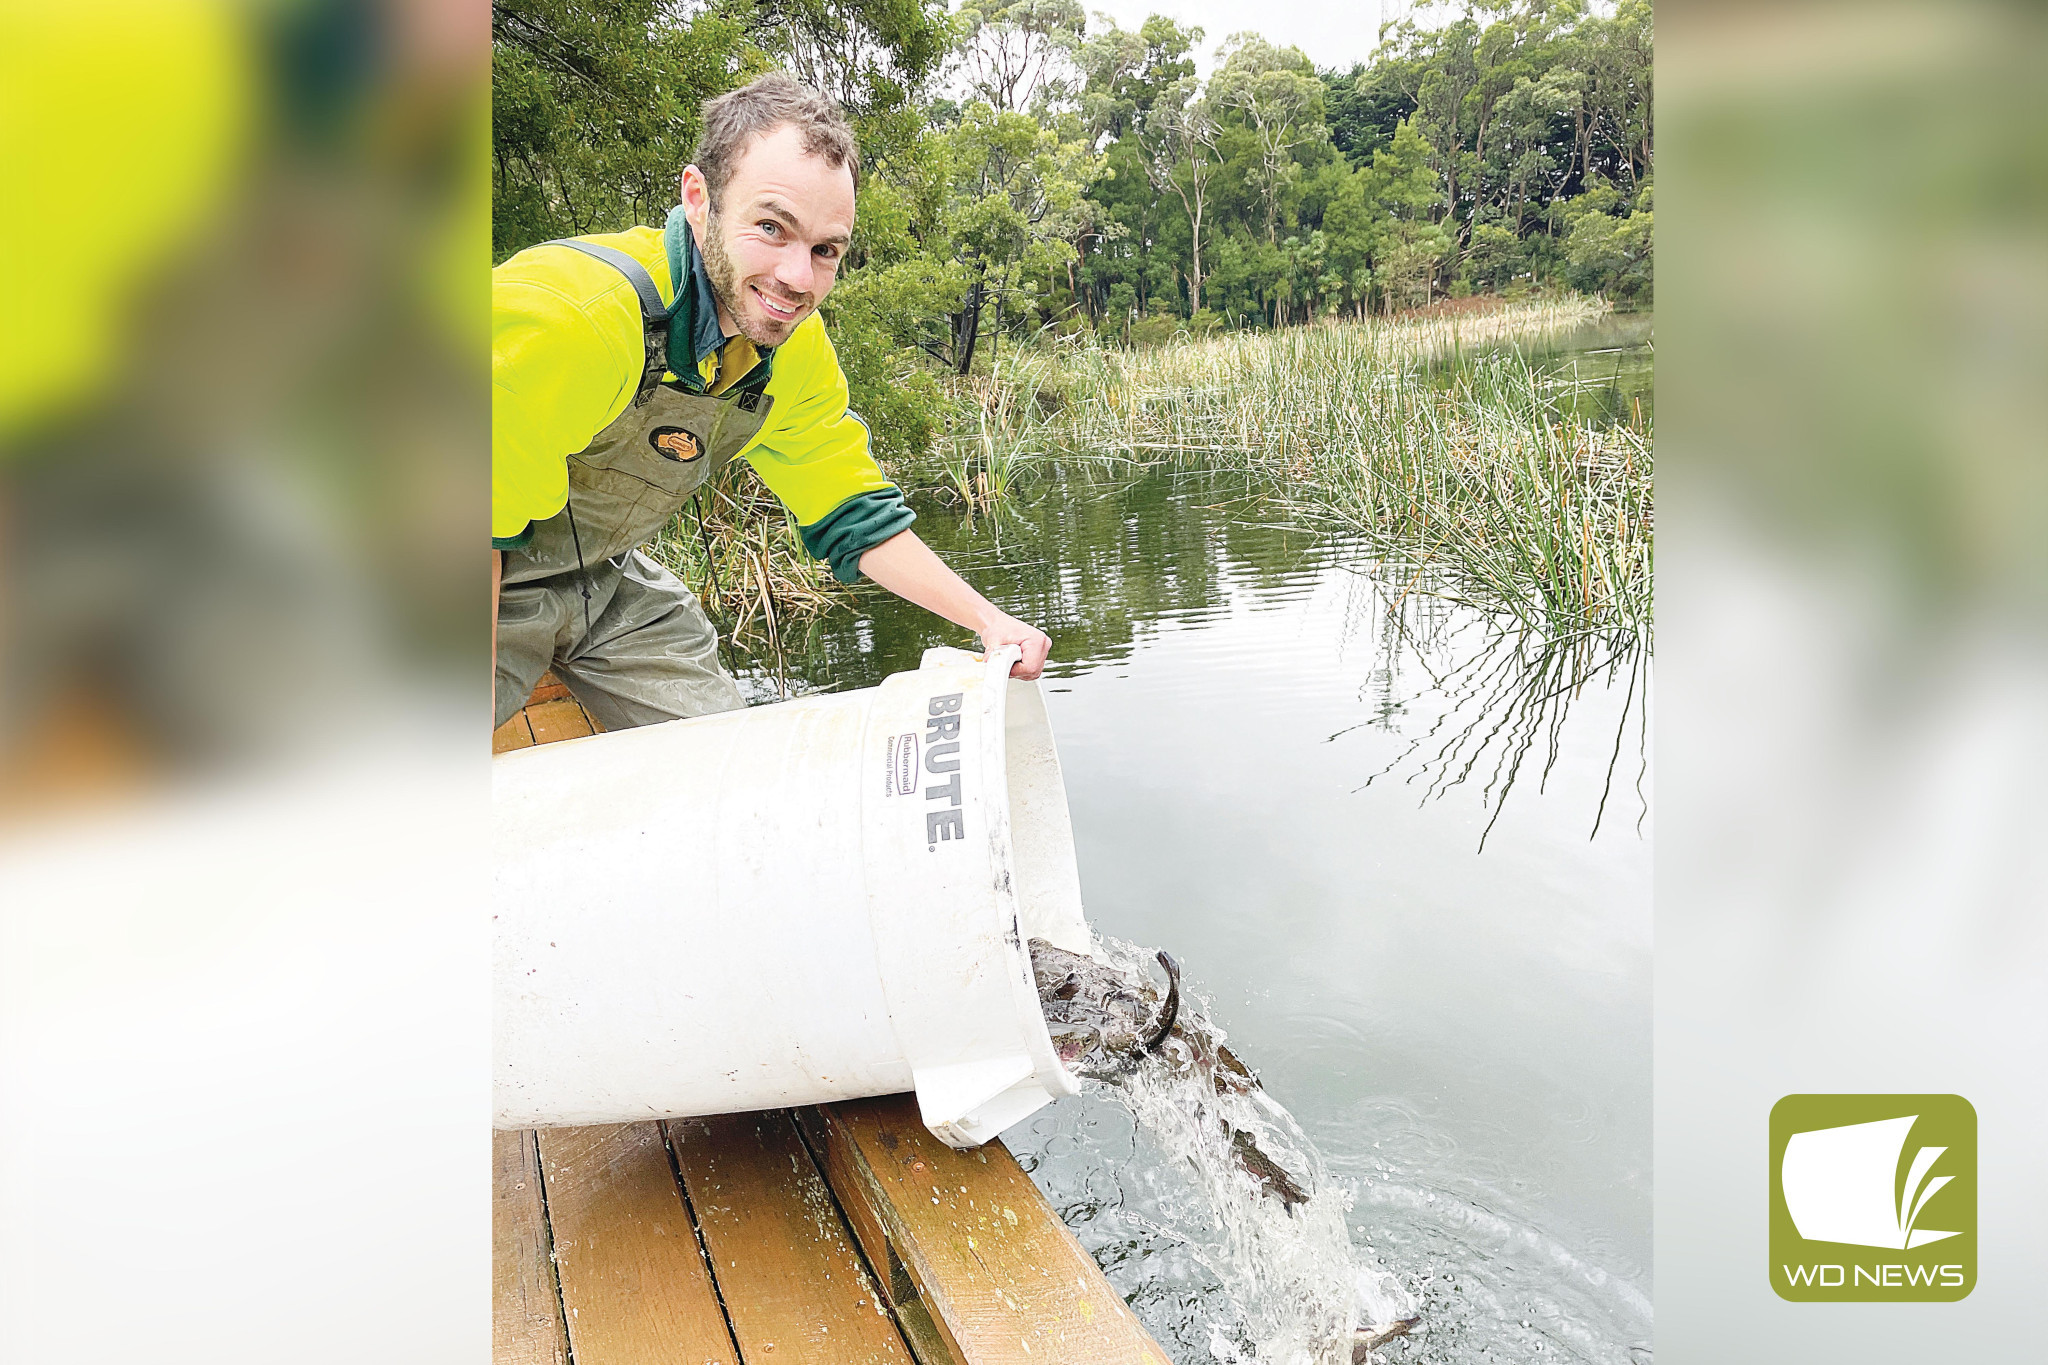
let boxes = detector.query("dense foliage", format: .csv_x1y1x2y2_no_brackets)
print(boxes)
493,0,1652,458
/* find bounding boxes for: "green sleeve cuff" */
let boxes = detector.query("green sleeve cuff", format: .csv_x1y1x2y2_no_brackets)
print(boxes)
492,525,534,552
799,488,916,583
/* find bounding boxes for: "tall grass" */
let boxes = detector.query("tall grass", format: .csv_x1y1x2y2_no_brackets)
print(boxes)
644,465,846,694
644,296,1646,663
934,351,1066,514
942,298,1651,639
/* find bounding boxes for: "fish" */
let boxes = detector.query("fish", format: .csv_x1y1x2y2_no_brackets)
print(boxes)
1031,939,1427,1351
1229,1125,1310,1210
1031,938,1172,1079
1029,938,1312,1214
1142,949,1181,1051
1353,1317,1421,1359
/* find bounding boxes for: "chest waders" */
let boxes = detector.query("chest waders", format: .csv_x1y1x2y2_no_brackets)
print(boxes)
493,241,773,732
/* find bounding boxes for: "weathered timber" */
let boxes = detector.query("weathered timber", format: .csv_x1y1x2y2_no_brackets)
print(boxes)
669,1111,913,1364
793,1108,963,1365
494,674,587,752
527,674,575,704
491,712,537,752
537,1122,737,1365
523,697,602,745
802,1095,1172,1365
492,1130,570,1365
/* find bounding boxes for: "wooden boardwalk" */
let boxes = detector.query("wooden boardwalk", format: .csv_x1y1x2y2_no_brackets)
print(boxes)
492,672,608,753
492,678,1171,1365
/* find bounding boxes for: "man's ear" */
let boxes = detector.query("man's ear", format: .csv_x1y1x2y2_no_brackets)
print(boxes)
679,164,711,234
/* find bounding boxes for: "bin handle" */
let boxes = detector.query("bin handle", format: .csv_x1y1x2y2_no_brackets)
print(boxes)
982,642,1024,684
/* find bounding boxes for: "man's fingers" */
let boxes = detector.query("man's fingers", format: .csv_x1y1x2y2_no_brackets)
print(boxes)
1011,630,1051,680
982,617,1050,680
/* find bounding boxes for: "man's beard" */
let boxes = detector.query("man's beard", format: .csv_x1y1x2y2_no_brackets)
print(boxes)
699,210,806,348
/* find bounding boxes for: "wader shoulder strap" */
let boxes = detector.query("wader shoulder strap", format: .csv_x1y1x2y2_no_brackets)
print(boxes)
546,238,671,406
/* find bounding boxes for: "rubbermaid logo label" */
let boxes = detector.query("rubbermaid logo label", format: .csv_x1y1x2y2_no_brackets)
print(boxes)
884,733,918,796
1770,1094,1975,1300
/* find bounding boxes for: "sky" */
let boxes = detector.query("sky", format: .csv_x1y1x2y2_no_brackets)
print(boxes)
1043,1,1619,77
1073,0,1412,75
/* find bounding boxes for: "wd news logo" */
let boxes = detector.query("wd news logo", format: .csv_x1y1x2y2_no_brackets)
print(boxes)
1769,1094,1976,1301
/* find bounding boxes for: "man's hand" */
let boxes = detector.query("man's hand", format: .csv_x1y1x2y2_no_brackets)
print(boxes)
975,610,1051,681
857,529,1052,680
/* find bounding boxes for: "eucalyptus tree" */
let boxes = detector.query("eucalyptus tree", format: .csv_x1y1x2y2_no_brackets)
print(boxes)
1374,11,1479,242
1587,0,1653,190
1071,18,1146,142
937,100,1102,368
491,0,761,257
1147,75,1223,315
1207,35,1327,245
949,0,1087,114
743,0,953,118
1070,15,1203,318
1495,66,1575,232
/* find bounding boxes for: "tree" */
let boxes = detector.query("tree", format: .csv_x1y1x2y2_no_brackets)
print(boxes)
1321,62,1414,167
492,0,763,258
1148,76,1222,315
1070,15,1202,320
1587,0,1653,190
1461,222,1523,290
936,100,1102,370
1208,35,1326,245
1563,177,1652,304
950,0,1086,115
745,0,952,122
1364,117,1448,312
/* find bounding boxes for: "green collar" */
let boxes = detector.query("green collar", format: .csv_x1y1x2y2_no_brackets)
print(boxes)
662,205,775,392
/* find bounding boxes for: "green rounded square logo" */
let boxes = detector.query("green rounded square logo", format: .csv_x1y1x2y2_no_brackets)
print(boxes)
1769,1094,1976,1301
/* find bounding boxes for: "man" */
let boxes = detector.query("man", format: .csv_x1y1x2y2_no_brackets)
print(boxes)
492,74,1049,731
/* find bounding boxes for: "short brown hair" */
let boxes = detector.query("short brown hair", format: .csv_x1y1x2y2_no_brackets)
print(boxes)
694,73,861,207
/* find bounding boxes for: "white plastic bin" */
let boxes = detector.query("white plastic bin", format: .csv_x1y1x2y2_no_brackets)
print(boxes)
493,646,1092,1148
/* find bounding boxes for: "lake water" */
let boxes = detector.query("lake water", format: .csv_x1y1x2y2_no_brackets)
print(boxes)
1427,307,1654,430
726,315,1653,1364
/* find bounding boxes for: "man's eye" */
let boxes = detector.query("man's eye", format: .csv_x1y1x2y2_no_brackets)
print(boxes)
814,246,840,261
758,221,779,237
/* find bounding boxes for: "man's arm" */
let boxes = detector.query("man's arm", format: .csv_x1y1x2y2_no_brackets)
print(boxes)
857,529,1051,680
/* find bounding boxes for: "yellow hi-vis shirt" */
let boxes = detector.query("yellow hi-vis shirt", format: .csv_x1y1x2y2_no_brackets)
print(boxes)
492,213,911,581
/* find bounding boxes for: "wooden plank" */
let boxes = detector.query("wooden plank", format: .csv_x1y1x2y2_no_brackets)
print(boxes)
538,1122,738,1365
524,698,602,745
669,1112,913,1365
494,674,592,752
492,712,537,753
794,1109,896,1302
494,1130,570,1365
808,1096,1172,1365
795,1108,961,1365
528,672,575,704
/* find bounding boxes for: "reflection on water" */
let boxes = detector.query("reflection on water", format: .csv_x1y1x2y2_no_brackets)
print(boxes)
717,326,1651,1363
1340,580,1650,851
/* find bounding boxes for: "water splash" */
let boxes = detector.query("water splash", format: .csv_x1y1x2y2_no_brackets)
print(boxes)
1040,934,1418,1363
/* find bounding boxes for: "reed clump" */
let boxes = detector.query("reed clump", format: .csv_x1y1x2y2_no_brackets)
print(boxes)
931,350,1073,515
947,298,1650,638
642,296,1646,656
644,463,846,657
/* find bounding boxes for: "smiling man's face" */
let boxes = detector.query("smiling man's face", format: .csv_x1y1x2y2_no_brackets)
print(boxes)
681,122,855,350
